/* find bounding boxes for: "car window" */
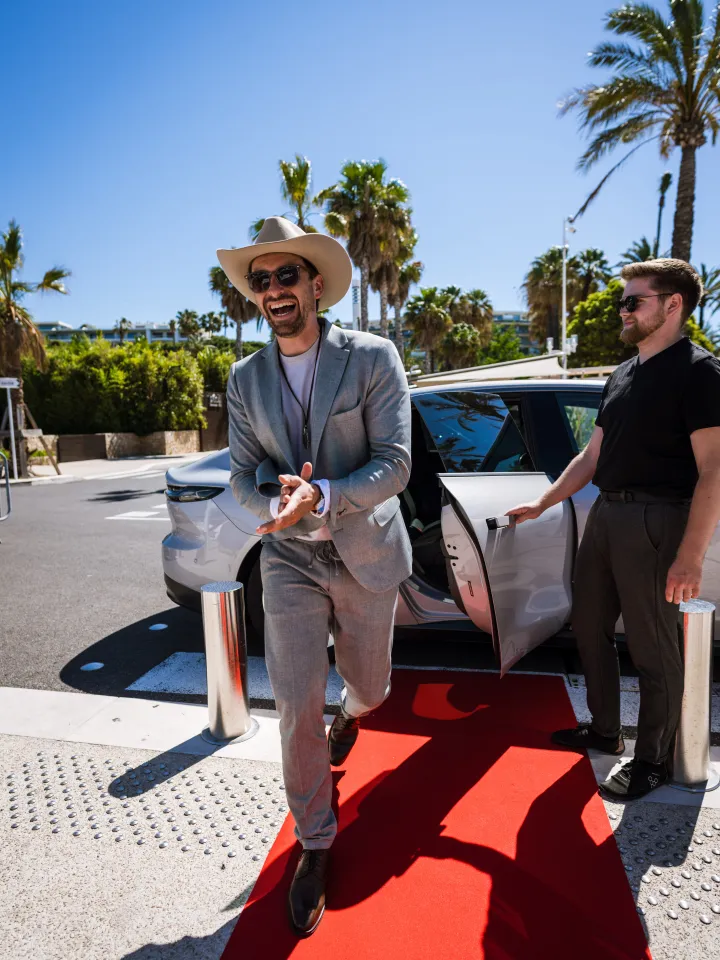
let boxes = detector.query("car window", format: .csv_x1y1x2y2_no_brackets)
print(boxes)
413,391,535,473
557,392,602,454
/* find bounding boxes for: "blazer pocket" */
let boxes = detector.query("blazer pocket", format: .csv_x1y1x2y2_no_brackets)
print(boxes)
331,402,363,422
372,497,400,526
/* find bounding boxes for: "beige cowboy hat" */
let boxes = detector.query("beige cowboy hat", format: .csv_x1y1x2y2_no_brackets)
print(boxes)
216,216,352,310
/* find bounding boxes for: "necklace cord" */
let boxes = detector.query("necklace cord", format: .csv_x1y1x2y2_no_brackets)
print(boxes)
278,327,323,450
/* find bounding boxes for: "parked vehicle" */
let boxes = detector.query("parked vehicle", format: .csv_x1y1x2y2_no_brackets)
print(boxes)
162,378,720,667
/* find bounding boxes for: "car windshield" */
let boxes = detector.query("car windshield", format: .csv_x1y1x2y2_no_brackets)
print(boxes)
413,391,534,473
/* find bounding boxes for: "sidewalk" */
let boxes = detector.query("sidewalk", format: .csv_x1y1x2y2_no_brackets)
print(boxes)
2,675,720,959
10,453,207,485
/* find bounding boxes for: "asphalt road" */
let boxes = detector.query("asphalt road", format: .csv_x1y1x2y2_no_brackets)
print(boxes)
2,470,206,697
2,465,655,704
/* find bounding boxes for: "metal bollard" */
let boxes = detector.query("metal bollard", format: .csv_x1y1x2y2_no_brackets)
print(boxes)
200,581,259,745
671,599,719,792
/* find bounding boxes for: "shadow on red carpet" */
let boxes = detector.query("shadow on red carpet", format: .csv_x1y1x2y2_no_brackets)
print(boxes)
221,670,651,960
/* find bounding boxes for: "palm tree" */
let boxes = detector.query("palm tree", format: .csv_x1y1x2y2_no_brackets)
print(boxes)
698,263,720,331
560,1,720,262
654,171,673,256
317,159,404,332
114,317,132,344
198,311,223,335
573,248,613,302
168,318,178,344
440,322,482,370
369,188,412,338
522,247,572,346
391,255,423,358
404,287,453,373
0,220,69,475
251,154,319,240
175,309,200,340
445,288,494,346
617,236,656,265
209,265,260,360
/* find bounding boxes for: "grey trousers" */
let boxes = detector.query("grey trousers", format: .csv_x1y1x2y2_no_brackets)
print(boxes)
260,538,397,849
573,496,689,764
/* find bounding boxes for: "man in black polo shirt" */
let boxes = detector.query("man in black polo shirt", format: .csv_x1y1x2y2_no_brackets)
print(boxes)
508,259,720,799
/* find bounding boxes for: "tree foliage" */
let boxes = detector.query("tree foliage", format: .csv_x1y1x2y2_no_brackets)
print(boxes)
523,246,612,345
477,325,526,365
22,338,206,435
440,322,483,369
0,219,70,376
560,1,720,261
404,287,452,373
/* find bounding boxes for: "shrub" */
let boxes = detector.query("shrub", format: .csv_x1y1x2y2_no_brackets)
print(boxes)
23,338,206,435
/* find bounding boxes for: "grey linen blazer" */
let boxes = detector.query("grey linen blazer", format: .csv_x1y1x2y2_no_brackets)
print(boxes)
226,320,412,593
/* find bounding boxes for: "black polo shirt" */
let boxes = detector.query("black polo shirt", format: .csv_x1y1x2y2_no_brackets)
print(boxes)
593,337,720,499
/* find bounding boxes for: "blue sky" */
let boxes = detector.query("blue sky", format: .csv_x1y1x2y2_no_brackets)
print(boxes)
5,0,720,340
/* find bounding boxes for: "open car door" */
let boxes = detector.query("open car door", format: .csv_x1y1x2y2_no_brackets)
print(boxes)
413,391,575,675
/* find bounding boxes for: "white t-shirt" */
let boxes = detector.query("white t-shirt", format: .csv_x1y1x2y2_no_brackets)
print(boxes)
270,336,331,541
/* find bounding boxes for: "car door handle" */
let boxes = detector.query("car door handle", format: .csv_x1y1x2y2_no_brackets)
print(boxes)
486,515,515,531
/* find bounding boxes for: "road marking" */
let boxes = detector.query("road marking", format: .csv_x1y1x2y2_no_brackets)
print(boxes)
106,502,170,521
83,469,167,481
128,653,345,705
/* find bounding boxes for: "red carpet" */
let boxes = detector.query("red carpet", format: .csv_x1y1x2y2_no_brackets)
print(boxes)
222,670,651,960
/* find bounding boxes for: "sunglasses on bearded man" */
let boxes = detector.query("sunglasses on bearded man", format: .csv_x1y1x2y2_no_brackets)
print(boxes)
245,264,310,294
617,292,679,313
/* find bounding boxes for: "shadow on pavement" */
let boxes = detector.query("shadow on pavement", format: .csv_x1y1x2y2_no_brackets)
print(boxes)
59,606,204,699
87,488,165,503
121,918,238,960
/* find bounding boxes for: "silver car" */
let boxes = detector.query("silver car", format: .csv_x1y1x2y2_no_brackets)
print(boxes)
162,378,720,669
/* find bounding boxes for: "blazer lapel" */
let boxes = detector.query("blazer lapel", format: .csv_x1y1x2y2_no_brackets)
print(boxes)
310,322,350,465
260,342,297,472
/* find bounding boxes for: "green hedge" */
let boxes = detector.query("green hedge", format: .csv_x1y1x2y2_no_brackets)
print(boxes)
23,337,206,435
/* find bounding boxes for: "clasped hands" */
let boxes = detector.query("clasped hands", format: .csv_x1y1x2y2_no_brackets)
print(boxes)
256,462,321,536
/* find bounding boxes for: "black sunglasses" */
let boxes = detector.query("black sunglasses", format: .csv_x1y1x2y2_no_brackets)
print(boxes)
245,264,308,294
617,292,677,313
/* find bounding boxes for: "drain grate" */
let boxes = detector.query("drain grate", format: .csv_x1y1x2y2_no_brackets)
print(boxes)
4,750,288,863
606,802,720,929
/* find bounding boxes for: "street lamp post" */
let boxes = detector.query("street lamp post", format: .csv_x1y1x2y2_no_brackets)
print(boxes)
561,216,576,378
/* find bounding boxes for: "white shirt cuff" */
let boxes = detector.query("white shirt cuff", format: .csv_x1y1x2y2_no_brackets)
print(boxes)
312,479,331,517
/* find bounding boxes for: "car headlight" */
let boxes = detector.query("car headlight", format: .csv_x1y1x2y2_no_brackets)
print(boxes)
165,484,224,503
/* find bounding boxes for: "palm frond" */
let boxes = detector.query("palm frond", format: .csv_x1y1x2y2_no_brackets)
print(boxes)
323,211,347,238
573,136,661,219
578,118,660,170
0,220,23,271
37,266,71,294
606,4,684,81
588,40,669,82
249,217,266,241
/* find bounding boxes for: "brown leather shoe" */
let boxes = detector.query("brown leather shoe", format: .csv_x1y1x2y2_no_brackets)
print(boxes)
288,849,329,936
328,712,360,766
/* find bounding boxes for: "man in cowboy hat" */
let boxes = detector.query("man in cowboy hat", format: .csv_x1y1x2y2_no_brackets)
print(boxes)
218,217,412,935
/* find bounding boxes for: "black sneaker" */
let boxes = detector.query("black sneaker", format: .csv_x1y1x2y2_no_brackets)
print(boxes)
551,723,625,755
599,758,669,800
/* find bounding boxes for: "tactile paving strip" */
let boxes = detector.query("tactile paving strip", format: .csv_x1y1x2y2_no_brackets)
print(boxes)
605,799,720,943
4,749,288,863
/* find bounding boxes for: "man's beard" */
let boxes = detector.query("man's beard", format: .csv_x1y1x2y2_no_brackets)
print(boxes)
619,308,666,345
264,297,309,339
